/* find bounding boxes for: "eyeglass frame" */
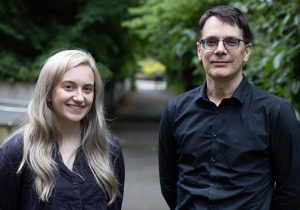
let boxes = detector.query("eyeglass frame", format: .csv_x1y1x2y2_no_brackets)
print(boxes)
199,38,248,51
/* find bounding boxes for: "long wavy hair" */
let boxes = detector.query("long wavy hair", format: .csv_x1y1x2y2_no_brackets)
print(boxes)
17,49,119,204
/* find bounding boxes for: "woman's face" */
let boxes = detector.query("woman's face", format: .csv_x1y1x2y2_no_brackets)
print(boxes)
49,65,95,127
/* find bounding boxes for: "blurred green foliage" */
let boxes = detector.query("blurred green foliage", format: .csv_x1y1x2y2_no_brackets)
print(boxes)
0,0,299,114
124,0,300,114
236,1,300,113
123,0,229,91
0,0,137,84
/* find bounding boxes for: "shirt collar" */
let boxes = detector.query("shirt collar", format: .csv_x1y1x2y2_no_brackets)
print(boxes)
193,83,209,103
231,76,250,104
194,75,250,104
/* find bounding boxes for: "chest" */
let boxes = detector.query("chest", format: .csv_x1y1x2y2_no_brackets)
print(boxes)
173,102,270,166
21,154,108,210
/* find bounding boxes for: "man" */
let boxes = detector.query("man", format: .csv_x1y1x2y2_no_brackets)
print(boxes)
159,5,300,210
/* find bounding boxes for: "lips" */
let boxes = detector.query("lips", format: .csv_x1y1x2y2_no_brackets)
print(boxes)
67,104,85,113
211,60,231,67
211,60,231,63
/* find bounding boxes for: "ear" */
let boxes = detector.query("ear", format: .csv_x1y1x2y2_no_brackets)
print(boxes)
243,43,252,62
46,94,51,102
196,42,202,62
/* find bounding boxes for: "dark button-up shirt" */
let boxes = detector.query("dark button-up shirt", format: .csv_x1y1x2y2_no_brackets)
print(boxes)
0,133,125,210
159,77,300,210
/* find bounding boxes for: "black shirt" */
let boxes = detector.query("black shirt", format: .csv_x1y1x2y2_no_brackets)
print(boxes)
159,77,300,210
0,133,125,210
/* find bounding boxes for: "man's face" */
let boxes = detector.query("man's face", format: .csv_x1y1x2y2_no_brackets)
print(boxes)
197,16,251,81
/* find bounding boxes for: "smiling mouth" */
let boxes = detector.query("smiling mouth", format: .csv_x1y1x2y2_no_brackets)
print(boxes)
67,104,84,111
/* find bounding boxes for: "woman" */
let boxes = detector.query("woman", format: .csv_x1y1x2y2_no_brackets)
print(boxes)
0,49,125,209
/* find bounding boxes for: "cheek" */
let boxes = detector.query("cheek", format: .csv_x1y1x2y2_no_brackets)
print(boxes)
49,90,68,109
234,53,246,66
49,88,63,101
201,55,211,68
85,97,94,115
87,94,94,106
202,51,213,61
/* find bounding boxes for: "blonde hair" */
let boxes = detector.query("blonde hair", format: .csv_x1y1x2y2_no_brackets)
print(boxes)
17,49,119,203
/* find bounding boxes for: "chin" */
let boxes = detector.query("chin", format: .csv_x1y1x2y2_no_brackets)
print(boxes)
209,72,229,79
210,68,233,76
65,114,87,123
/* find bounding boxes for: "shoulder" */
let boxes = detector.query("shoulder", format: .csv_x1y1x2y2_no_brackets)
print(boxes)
107,133,122,154
0,133,24,210
166,85,202,111
1,133,23,161
107,132,125,181
249,83,286,104
0,132,23,172
107,132,124,165
248,84,298,119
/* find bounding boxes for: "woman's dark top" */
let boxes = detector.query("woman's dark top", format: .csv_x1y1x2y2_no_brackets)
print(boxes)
0,133,125,210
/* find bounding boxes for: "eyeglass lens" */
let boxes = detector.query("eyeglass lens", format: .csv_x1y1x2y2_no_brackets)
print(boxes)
201,38,242,50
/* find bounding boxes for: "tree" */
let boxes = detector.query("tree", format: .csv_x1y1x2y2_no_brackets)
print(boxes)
124,0,230,91
0,0,137,84
235,0,300,114
124,0,300,114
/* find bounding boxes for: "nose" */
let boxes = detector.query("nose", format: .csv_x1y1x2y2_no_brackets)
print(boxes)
73,89,84,102
214,40,227,54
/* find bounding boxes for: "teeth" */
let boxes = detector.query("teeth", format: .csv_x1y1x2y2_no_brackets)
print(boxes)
69,105,83,109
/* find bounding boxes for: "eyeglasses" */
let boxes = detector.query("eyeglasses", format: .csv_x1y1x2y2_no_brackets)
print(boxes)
200,38,247,51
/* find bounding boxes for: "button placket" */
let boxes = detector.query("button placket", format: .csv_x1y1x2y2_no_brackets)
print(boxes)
210,158,216,166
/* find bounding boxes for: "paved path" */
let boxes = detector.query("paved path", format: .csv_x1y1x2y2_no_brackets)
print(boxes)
110,80,174,210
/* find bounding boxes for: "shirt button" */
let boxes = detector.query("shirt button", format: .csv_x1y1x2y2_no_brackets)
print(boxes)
211,158,216,165
208,201,214,209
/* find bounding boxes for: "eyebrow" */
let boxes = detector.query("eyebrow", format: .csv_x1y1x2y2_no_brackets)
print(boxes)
203,35,241,40
60,80,94,86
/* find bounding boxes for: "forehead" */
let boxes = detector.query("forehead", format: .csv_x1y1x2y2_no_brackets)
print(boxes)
60,65,94,84
201,16,243,39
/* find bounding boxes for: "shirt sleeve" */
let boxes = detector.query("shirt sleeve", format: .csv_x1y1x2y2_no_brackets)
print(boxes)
270,101,300,210
0,134,24,210
159,101,178,210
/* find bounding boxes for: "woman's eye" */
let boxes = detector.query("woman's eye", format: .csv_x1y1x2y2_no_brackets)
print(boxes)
64,85,74,91
83,86,94,93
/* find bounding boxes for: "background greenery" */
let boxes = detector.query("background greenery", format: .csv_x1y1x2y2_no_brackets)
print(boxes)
0,0,137,84
0,0,299,114
124,0,300,115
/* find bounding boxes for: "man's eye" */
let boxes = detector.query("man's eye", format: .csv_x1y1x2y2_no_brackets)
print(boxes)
225,39,238,46
206,40,218,46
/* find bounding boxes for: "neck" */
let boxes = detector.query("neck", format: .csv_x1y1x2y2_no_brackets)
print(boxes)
57,119,81,137
58,122,82,171
58,121,82,149
206,74,243,106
